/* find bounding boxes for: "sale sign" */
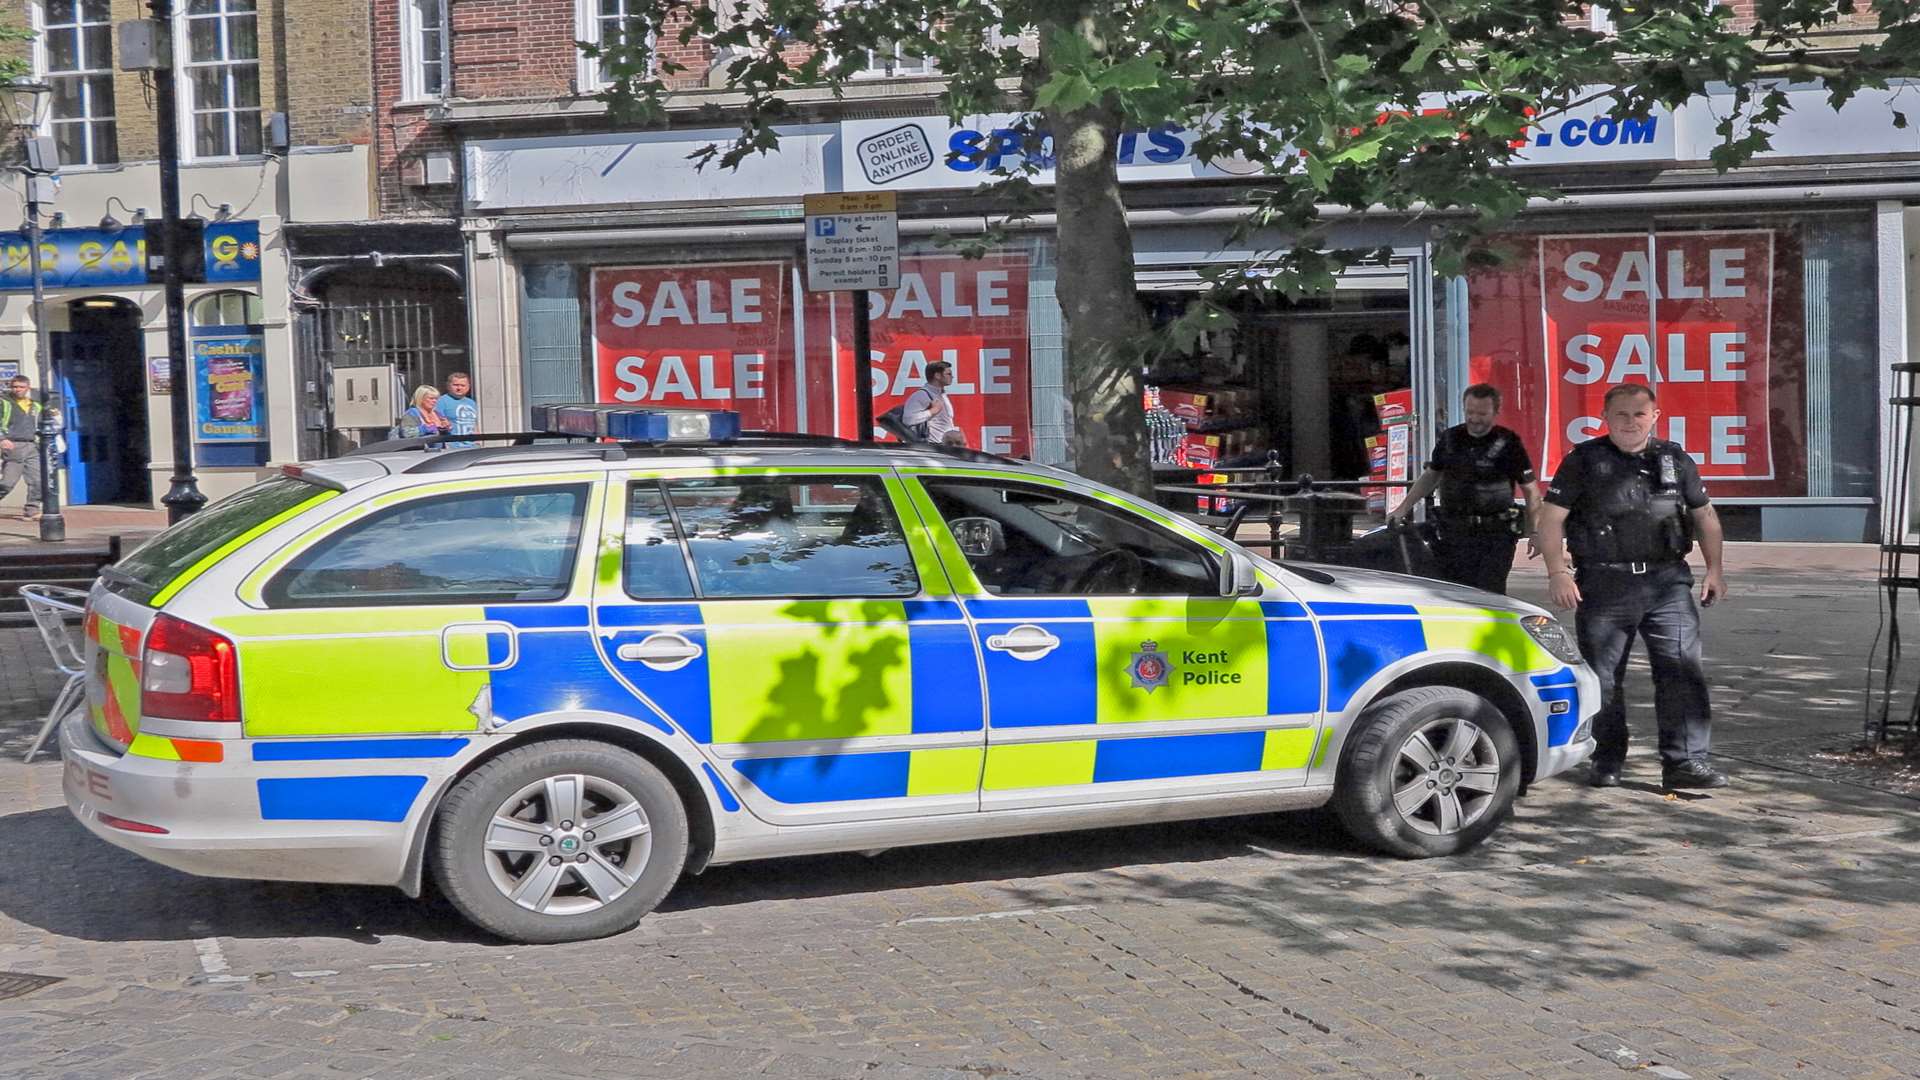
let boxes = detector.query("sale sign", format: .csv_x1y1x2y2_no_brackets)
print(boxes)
829,254,1032,455
591,262,798,429
1536,231,1774,480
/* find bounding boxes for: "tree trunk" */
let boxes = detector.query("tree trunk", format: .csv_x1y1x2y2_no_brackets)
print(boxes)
1043,89,1150,493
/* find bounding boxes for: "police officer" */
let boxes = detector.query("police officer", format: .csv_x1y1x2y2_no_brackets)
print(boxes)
1536,383,1729,791
1388,384,1539,594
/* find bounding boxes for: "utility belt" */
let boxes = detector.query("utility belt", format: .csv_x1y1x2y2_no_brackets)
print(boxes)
1437,506,1522,535
1575,558,1688,576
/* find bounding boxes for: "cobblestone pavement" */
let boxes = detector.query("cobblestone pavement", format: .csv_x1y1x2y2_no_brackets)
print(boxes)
1,547,1915,1079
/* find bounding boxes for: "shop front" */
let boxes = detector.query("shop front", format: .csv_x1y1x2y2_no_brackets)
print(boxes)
463,79,1920,541
0,218,287,509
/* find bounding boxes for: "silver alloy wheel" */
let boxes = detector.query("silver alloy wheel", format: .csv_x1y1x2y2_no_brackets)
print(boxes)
481,773,655,915
1390,716,1501,837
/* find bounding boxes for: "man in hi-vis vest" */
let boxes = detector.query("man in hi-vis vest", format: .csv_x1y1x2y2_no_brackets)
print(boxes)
0,375,44,520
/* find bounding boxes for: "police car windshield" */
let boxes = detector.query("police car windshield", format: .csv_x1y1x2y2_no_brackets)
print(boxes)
106,477,326,606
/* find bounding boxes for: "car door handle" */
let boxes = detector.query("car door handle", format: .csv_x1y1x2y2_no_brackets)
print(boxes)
984,623,1061,661
617,632,703,671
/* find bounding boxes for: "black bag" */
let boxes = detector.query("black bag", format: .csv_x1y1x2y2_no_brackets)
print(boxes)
878,404,928,442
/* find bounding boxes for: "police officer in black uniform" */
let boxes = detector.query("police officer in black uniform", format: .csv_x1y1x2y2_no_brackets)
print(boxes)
1536,383,1729,791
1388,384,1539,594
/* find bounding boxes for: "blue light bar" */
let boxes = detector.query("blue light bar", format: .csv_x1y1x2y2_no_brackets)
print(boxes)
532,405,741,443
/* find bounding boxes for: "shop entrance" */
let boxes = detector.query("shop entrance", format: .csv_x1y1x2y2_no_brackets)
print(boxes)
57,296,151,506
1143,266,1417,492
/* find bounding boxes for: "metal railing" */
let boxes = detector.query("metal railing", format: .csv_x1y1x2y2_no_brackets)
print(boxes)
1153,455,1413,562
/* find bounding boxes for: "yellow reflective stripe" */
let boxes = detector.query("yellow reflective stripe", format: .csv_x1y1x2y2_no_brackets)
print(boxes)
1087,597,1266,724
128,733,182,761
983,741,1096,790
907,747,983,796
1311,728,1332,769
151,490,340,607
1418,616,1557,673
701,599,913,744
214,607,487,638
239,632,489,736
700,598,908,625
876,473,957,598
1261,728,1316,770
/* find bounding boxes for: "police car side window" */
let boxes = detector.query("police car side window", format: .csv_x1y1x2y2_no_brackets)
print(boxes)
661,476,919,599
264,484,588,607
921,479,1217,597
624,482,697,600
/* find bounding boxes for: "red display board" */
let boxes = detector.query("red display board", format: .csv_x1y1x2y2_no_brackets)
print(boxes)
1468,230,1803,494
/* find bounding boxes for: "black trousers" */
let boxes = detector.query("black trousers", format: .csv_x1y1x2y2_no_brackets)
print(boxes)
1574,560,1713,771
1432,523,1517,594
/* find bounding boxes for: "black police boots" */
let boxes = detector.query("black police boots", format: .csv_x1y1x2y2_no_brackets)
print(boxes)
1662,761,1730,790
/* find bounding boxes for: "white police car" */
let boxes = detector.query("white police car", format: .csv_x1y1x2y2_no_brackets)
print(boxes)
61,406,1597,943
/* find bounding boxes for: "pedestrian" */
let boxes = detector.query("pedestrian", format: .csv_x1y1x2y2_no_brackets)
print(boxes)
436,370,480,449
1535,383,1729,791
899,360,958,444
1387,384,1540,594
0,375,45,520
395,385,451,443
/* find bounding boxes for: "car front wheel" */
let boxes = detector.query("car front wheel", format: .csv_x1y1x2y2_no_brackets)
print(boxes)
1332,686,1520,858
430,739,689,943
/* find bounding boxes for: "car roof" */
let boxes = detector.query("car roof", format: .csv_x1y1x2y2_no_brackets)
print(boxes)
295,435,1074,492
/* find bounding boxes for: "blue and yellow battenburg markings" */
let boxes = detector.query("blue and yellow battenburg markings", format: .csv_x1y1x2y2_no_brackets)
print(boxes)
1530,667,1583,746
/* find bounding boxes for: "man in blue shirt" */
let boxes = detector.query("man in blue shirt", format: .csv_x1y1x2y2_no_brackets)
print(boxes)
436,371,480,449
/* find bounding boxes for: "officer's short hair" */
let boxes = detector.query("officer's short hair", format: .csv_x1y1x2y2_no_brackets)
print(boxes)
1462,384,1500,409
1603,383,1657,409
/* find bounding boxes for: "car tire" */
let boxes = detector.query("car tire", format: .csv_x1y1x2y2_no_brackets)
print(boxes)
1332,686,1520,858
430,739,689,943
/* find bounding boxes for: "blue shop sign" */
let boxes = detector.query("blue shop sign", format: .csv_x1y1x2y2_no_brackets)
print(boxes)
0,221,262,290
204,221,262,283
192,326,268,444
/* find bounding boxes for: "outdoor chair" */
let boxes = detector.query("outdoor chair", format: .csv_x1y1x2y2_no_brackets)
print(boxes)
20,584,89,763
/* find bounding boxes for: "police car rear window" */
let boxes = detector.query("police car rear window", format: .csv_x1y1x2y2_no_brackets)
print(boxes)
106,477,326,607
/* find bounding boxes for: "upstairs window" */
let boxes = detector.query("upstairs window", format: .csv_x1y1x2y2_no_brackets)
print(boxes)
401,0,450,101
38,0,118,166
181,0,262,159
576,0,654,92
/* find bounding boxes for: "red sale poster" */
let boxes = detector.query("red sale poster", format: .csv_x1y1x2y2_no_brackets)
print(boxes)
590,262,801,430
1537,231,1774,480
822,254,1033,456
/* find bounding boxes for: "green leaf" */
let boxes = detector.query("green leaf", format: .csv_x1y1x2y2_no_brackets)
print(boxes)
1035,72,1098,112
1096,55,1163,92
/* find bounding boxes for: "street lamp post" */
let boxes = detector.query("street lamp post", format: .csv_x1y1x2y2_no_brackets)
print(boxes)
6,78,64,543
148,0,205,522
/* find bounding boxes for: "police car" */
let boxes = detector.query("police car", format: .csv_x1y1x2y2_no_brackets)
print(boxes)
60,406,1597,943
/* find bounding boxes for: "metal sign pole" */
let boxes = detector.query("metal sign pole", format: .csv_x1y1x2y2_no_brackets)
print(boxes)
852,290,873,442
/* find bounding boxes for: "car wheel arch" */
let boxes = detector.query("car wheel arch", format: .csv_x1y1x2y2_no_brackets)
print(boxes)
397,717,719,899
1375,662,1539,793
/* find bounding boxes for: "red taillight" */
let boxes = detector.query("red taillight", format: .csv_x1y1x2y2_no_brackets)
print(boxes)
142,614,241,724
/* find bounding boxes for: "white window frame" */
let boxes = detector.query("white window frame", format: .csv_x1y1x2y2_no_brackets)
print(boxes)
174,0,264,162
575,0,656,93
32,0,118,167
399,0,451,103
825,1,937,79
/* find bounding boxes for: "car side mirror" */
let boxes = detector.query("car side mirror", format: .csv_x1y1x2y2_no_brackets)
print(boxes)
1218,551,1261,597
950,516,1006,558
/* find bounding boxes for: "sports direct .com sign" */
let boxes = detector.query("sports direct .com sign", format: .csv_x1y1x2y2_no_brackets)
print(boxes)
591,257,1032,451
1470,230,1778,486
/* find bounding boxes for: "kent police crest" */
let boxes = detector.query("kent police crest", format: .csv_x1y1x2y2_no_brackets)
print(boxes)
1130,640,1171,693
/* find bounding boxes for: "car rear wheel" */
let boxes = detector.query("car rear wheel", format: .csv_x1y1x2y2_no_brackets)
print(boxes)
431,739,688,943
1332,686,1520,858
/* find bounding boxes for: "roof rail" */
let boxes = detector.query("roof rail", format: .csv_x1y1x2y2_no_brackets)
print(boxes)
347,427,1034,474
